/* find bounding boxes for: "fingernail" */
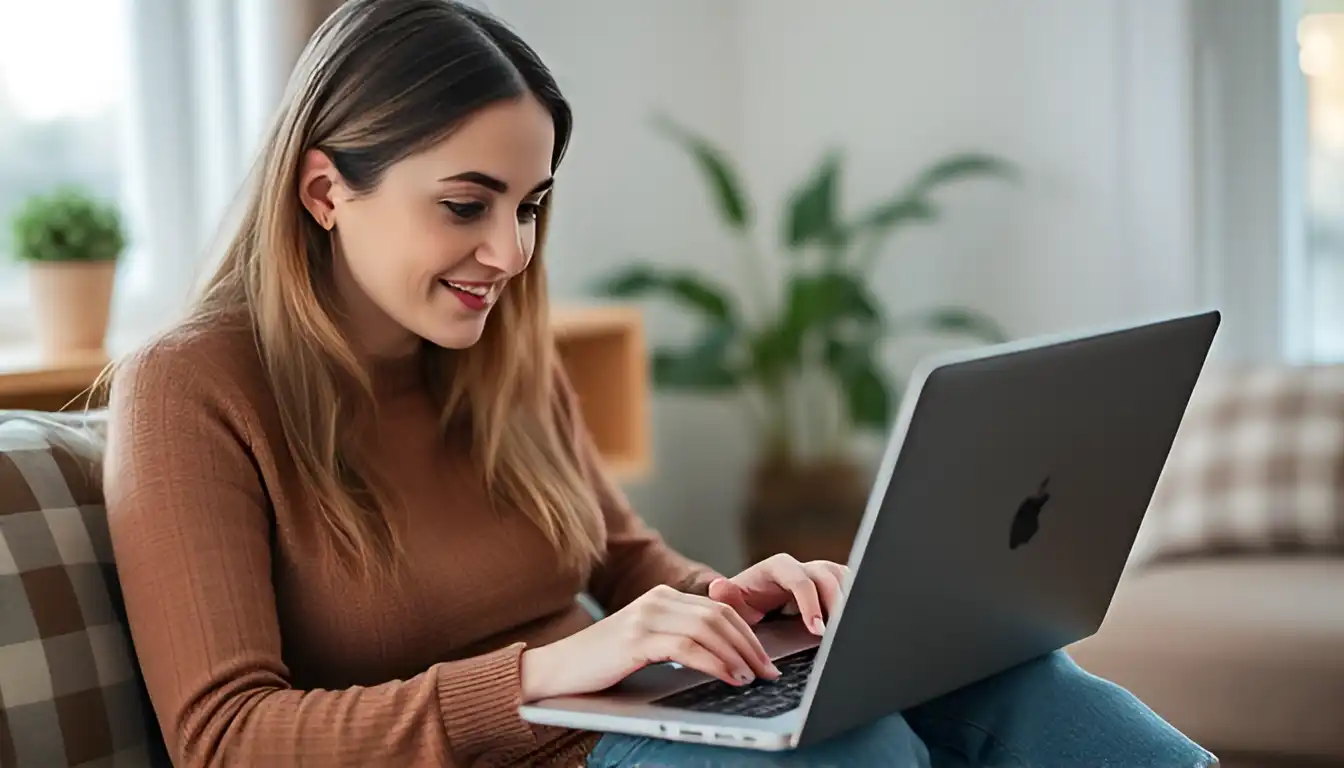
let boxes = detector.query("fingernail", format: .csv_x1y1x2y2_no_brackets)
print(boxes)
736,671,754,684
767,662,781,678
812,618,826,635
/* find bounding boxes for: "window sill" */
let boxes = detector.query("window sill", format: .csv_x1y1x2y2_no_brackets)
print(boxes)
0,348,110,410
0,325,160,412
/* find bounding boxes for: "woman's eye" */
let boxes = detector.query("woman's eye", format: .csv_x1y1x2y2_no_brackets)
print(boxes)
518,202,542,222
440,201,485,221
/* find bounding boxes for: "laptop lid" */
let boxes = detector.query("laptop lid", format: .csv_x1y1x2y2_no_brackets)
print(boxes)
793,310,1220,747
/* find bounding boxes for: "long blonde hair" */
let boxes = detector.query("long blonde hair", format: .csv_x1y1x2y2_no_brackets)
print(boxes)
167,0,603,578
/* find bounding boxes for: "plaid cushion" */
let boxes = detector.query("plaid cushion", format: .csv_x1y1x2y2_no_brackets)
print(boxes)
0,411,168,767
1130,364,1344,567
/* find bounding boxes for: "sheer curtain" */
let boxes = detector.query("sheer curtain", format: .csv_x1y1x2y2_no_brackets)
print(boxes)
113,0,339,340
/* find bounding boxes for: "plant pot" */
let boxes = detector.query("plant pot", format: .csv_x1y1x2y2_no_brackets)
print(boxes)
28,260,117,358
741,456,872,566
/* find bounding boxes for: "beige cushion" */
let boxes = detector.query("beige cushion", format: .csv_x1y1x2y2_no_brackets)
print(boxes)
0,410,168,767
1130,365,1344,567
1070,559,1344,760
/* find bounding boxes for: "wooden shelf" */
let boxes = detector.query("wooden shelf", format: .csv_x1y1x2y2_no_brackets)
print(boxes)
553,305,650,482
0,305,651,482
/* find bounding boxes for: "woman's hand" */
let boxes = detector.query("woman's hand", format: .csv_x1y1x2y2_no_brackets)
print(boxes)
708,554,850,635
520,585,781,702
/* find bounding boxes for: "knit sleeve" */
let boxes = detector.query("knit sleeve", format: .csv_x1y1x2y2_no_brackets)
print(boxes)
103,339,537,767
550,362,721,613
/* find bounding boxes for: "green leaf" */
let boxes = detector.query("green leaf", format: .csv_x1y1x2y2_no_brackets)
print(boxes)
854,196,937,232
850,152,1015,239
747,325,792,383
10,185,126,263
783,271,881,331
784,151,844,249
749,272,882,379
909,306,1009,343
908,153,1018,198
596,265,738,325
651,323,740,391
824,339,894,429
652,115,752,231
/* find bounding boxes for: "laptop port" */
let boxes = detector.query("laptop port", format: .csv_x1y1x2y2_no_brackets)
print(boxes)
680,729,702,738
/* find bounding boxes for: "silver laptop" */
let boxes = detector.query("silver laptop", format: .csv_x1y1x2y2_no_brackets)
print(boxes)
520,309,1221,751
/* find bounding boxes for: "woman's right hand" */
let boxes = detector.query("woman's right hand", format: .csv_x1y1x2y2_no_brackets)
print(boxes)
520,584,782,702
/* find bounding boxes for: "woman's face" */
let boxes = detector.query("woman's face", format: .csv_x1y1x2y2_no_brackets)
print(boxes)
301,94,556,357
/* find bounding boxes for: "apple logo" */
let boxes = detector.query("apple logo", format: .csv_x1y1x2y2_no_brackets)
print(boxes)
1009,476,1052,549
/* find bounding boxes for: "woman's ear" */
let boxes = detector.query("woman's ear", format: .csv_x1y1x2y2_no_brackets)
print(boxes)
299,148,341,230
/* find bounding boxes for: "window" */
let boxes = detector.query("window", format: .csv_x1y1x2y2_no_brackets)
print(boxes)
0,0,142,329
1297,5,1344,360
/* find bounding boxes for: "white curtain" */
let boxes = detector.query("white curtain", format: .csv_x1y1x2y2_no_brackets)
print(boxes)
116,0,337,335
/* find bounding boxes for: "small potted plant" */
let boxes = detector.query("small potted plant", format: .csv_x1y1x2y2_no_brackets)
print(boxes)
9,186,126,357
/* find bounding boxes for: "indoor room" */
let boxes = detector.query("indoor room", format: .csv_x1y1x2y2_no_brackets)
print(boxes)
0,1,1339,766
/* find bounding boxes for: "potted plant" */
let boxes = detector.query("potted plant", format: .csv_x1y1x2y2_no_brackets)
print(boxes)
596,117,1017,565
9,186,126,357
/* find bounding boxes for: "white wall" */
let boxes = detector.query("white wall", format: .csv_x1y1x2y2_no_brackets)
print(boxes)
488,0,1206,573
739,0,1200,347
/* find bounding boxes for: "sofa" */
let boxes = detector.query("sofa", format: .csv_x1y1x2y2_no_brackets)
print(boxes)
0,409,171,766
1069,364,1344,768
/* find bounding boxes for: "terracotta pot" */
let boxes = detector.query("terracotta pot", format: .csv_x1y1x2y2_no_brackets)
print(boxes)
741,456,872,566
28,260,117,358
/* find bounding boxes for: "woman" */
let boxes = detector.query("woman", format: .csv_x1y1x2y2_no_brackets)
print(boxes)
103,1,1216,766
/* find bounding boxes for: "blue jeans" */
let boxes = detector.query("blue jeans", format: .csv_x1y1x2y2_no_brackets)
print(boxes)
588,651,1216,767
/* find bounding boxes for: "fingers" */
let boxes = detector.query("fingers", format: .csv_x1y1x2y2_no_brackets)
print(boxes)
633,586,778,686
817,560,850,587
665,590,779,681
804,561,845,619
708,577,766,624
650,634,746,687
766,555,825,635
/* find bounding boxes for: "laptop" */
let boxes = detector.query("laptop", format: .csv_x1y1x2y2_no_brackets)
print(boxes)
520,309,1221,751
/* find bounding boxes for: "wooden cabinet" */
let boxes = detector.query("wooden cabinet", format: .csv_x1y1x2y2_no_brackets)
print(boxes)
0,305,650,482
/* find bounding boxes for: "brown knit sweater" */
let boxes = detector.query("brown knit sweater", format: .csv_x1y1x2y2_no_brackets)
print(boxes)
103,320,716,767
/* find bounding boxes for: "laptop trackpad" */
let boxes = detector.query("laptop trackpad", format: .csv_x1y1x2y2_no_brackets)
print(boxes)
609,617,821,700
757,615,822,658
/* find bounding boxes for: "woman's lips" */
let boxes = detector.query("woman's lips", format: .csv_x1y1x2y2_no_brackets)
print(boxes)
439,279,493,311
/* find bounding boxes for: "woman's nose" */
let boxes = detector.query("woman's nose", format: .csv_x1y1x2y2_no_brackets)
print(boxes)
475,219,529,275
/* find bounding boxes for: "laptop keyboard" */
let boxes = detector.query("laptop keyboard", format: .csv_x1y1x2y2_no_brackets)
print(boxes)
653,648,817,718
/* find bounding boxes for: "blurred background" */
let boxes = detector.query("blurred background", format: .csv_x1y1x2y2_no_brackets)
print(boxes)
2,2,1343,765
4,0,1339,566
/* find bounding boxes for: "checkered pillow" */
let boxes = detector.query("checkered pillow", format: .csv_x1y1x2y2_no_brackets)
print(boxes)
0,411,168,767
1130,364,1344,567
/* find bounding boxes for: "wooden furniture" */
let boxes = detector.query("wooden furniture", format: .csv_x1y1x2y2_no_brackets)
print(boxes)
552,305,650,481
0,305,651,482
0,348,108,413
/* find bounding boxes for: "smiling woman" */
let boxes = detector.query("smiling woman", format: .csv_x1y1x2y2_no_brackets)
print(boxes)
91,2,1217,768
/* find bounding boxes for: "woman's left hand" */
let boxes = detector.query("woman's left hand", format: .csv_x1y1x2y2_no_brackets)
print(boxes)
708,554,850,636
